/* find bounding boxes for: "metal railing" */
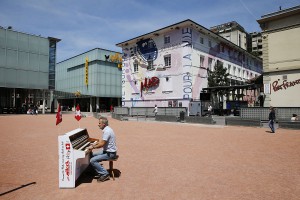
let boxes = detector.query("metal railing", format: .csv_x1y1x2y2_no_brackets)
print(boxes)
114,107,187,117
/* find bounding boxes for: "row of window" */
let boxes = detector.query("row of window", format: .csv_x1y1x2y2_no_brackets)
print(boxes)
201,56,256,79
131,35,171,57
199,36,259,66
133,54,171,72
133,33,258,68
132,53,256,80
200,37,212,47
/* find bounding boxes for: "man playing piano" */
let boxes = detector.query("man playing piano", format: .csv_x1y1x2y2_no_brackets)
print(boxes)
87,116,117,182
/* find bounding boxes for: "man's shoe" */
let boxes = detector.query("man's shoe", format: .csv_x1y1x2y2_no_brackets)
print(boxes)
97,174,110,182
94,174,101,179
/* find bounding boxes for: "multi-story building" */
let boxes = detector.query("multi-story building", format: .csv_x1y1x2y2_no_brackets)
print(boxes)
248,32,263,58
211,22,263,58
257,5,300,107
0,26,60,114
116,19,262,114
55,48,122,112
210,21,248,50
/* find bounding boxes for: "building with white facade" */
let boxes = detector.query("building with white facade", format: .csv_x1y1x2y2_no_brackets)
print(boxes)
116,19,262,114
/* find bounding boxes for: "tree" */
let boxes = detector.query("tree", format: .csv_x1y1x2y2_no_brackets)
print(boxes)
207,61,230,88
207,61,230,109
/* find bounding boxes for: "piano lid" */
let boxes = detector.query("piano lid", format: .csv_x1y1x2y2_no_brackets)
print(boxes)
64,128,86,137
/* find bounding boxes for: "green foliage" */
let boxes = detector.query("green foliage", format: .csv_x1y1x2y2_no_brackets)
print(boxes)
207,61,230,87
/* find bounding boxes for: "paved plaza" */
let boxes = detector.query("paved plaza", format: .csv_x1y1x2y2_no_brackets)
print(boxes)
0,114,299,200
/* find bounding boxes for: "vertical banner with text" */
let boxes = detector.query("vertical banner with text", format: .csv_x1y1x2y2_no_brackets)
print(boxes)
85,57,89,86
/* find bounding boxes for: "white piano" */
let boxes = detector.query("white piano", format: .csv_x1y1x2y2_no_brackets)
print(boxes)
58,128,98,188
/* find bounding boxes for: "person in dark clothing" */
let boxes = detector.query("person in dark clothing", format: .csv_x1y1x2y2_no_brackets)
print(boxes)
268,106,276,133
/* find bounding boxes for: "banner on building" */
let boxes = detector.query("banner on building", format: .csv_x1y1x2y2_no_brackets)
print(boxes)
85,57,89,86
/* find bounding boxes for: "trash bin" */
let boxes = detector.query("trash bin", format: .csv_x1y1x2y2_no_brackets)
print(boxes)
180,111,185,121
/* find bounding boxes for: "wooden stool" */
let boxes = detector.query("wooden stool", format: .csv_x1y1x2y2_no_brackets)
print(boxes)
107,155,119,180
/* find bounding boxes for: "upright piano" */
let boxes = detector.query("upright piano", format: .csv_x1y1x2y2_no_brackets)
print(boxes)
58,128,98,188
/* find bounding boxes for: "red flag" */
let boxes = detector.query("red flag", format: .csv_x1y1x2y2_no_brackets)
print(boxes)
56,103,62,125
75,104,81,121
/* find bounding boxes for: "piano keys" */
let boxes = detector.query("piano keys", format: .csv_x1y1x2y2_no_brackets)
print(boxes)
58,128,98,188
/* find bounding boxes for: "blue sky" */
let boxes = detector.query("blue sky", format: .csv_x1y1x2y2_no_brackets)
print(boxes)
1,0,299,62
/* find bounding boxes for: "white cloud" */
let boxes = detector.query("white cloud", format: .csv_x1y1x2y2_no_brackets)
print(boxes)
1,0,299,62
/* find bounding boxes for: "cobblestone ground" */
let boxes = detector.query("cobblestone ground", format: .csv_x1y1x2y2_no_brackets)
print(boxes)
0,114,299,200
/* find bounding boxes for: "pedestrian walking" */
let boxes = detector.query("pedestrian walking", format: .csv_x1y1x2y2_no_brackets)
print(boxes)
208,104,212,116
153,105,158,116
268,106,276,133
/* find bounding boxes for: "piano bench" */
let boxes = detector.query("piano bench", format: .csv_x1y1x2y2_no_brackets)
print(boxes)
107,155,119,181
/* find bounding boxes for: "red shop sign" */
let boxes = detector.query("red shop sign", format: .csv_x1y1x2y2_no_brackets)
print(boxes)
140,77,159,96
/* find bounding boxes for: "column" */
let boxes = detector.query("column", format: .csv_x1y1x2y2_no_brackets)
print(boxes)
42,90,46,114
90,97,93,113
50,90,54,113
96,97,99,112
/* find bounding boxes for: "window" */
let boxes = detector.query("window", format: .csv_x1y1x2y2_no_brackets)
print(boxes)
134,63,138,72
164,35,170,44
163,76,173,92
208,58,213,71
200,55,205,68
282,75,287,80
208,40,212,47
217,60,223,67
164,55,171,67
148,40,154,48
228,64,231,74
133,46,137,54
147,60,154,70
200,37,204,44
220,45,224,52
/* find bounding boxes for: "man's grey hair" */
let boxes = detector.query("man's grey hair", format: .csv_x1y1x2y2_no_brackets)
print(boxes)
99,116,109,126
